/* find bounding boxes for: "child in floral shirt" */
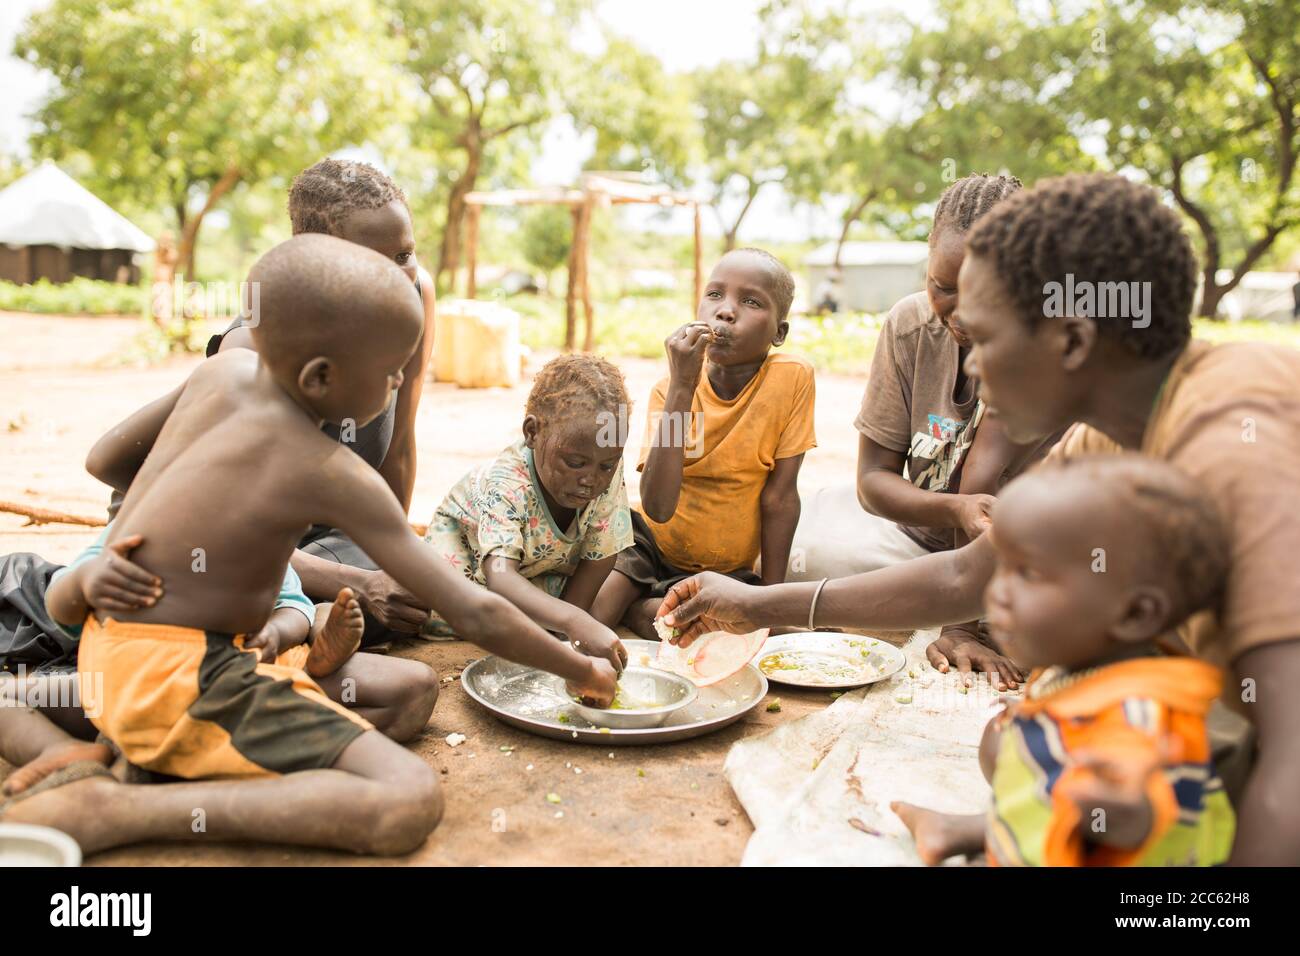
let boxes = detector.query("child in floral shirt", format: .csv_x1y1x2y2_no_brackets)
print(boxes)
422,355,634,671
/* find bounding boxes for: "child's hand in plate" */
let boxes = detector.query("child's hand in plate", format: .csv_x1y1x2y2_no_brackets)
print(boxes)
569,617,628,674
568,657,618,709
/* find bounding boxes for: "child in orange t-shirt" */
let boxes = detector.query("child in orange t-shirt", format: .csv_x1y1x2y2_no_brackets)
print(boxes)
592,248,816,639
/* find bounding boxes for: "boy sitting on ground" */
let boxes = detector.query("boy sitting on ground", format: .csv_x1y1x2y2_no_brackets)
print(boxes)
893,455,1235,866
2,235,614,858
592,249,816,639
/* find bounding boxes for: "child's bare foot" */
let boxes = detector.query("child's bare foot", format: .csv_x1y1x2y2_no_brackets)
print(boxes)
0,772,125,855
2,740,113,796
891,801,985,865
307,588,364,678
623,596,664,641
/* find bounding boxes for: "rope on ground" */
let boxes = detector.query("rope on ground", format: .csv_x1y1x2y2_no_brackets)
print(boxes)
0,501,107,527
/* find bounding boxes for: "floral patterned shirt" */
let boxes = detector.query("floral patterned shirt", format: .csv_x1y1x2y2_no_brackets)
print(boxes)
424,439,633,591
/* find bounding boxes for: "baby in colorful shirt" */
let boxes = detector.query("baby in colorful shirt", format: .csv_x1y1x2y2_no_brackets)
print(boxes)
894,455,1235,866
423,355,633,671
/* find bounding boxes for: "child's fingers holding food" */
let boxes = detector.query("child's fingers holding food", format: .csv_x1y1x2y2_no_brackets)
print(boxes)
569,657,618,708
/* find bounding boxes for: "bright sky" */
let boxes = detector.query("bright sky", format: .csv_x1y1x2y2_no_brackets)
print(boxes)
0,0,913,242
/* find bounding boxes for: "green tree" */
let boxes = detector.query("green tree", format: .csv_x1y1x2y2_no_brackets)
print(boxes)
571,37,699,186
900,0,1299,318
384,0,590,289
15,0,400,278
1067,0,1299,316
691,1,847,251
519,205,573,290
794,0,1091,265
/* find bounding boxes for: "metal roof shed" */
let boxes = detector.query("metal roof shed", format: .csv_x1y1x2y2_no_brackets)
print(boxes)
0,162,154,285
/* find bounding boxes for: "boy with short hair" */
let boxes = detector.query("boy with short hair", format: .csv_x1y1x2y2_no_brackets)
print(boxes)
592,248,815,639
893,455,1236,866
4,234,616,857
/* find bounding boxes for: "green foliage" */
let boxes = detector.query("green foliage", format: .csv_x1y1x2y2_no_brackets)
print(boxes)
690,6,846,246
907,0,1299,314
8,0,1298,360
573,38,699,186
16,0,403,274
0,277,146,315
519,206,573,276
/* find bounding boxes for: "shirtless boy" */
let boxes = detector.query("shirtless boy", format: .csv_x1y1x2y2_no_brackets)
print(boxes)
1,235,616,857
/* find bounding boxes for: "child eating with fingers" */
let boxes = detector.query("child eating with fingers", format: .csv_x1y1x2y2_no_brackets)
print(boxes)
592,248,816,640
892,455,1236,866
421,355,634,671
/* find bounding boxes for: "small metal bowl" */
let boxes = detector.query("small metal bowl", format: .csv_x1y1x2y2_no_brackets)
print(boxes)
571,666,698,730
0,823,82,867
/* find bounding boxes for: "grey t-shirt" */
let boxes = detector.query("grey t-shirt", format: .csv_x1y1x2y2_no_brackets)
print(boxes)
855,292,980,553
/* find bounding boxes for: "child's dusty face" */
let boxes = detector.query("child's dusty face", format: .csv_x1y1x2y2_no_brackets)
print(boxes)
525,414,624,512
983,478,1130,671
338,201,419,285
697,252,788,367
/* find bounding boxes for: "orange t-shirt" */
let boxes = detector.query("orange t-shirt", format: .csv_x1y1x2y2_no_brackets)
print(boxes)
636,353,817,573
1047,339,1300,677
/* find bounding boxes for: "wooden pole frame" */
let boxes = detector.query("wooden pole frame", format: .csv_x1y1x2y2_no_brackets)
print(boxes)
464,204,481,300
579,195,596,352
692,202,703,313
564,203,582,351
462,176,705,352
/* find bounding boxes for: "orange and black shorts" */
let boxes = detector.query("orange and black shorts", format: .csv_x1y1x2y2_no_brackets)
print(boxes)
78,616,370,779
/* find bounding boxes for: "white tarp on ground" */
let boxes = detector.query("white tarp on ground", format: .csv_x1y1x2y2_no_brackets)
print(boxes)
727,630,1015,866
0,162,154,252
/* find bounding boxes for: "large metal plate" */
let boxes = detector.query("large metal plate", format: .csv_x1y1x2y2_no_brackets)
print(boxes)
757,631,907,689
461,639,769,745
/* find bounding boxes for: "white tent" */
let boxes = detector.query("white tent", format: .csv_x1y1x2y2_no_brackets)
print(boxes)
805,241,929,313
0,162,154,252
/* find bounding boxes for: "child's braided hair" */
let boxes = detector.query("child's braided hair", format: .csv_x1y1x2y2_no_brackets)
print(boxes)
932,173,1023,241
526,354,630,432
288,159,410,236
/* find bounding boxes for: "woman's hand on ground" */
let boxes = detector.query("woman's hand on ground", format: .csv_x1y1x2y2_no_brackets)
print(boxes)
81,534,163,613
356,570,430,633
657,572,761,647
569,617,628,674
926,627,1025,689
952,493,996,540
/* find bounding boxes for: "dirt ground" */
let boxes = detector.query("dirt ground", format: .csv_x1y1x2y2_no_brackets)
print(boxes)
0,310,881,866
